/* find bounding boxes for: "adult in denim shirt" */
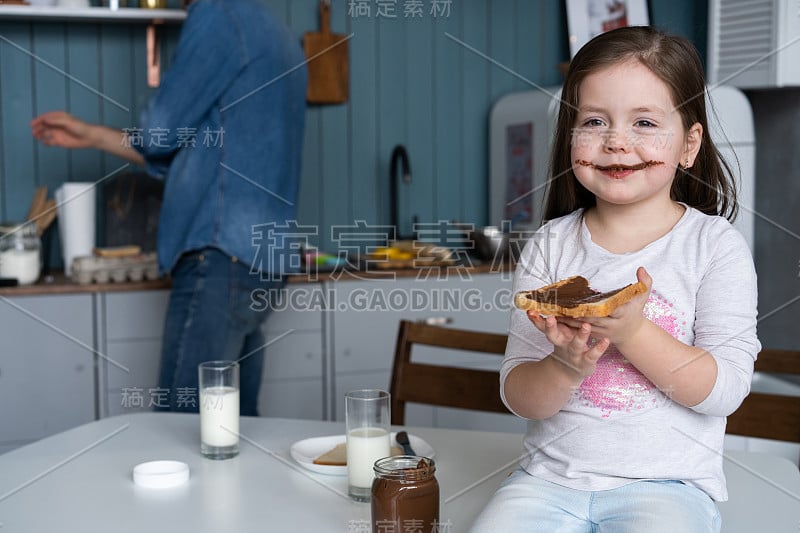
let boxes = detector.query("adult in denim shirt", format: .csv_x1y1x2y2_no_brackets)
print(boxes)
31,0,307,416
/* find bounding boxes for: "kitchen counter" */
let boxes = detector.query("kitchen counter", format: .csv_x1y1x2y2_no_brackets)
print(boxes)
0,272,171,297
0,261,513,297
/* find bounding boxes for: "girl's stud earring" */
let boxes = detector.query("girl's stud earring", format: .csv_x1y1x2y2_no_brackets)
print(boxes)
685,157,690,169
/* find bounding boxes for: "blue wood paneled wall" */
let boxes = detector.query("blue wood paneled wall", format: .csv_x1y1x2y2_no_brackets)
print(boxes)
0,0,706,267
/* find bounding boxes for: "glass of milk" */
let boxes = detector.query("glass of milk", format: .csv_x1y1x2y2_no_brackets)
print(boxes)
345,389,390,501
199,361,240,460
0,223,42,285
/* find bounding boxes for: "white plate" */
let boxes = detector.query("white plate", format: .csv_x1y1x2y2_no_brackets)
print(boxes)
290,432,435,476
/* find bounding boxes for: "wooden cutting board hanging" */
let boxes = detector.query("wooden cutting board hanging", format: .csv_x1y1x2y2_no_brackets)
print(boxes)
303,1,349,104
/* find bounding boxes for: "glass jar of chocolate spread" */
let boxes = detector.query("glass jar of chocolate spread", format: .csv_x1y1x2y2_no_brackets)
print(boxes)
371,456,439,533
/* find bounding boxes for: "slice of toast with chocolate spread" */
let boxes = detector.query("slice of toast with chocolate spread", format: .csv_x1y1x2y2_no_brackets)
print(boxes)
513,276,647,317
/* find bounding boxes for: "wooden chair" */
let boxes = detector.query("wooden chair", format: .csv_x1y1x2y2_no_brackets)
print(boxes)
726,349,800,443
390,322,800,441
389,319,511,425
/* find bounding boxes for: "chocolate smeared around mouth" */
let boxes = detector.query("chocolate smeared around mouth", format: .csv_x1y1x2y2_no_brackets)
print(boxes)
575,160,664,171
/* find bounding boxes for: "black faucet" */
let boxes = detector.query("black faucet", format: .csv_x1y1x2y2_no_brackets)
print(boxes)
389,144,412,240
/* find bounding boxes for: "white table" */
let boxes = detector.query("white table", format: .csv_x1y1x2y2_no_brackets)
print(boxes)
0,413,797,532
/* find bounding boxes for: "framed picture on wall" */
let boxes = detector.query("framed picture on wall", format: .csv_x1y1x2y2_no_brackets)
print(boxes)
566,0,650,57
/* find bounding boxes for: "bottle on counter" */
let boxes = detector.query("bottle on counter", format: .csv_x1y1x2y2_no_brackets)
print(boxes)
0,223,42,285
371,456,439,533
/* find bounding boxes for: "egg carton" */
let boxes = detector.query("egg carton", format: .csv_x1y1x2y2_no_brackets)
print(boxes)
71,252,160,285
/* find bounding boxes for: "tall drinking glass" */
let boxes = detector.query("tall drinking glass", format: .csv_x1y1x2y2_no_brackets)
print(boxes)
199,361,240,460
345,389,391,501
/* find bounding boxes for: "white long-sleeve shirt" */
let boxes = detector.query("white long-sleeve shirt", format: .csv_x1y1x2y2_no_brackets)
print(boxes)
502,205,760,501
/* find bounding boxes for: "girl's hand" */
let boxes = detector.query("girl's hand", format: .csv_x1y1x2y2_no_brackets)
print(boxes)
561,267,652,347
527,310,610,379
31,111,96,149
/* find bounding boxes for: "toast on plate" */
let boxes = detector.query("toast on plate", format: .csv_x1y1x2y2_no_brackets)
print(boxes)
313,442,347,466
313,442,404,466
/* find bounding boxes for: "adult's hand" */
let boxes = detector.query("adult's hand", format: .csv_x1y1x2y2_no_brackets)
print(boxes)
31,111,97,149
31,111,145,167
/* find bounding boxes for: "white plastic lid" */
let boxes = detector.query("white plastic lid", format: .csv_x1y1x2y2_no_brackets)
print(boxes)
133,460,190,489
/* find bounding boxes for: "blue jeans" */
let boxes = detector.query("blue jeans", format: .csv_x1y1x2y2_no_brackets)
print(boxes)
156,247,284,416
470,469,721,533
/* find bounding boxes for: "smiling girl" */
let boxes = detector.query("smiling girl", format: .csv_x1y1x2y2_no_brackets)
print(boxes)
471,26,759,533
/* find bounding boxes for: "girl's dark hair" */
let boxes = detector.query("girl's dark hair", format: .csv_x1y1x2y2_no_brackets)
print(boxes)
543,26,738,223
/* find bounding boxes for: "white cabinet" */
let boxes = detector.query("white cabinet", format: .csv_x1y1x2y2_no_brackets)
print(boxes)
329,273,526,432
330,277,435,377
97,285,327,421
259,283,325,420
0,295,95,450
99,290,169,417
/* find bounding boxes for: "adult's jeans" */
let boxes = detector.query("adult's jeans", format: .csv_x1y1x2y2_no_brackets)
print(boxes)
156,247,284,416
